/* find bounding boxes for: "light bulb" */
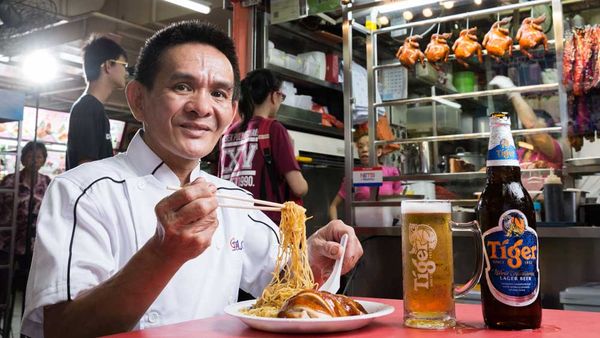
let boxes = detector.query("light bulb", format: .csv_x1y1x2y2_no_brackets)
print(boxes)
403,10,414,21
22,50,58,84
441,1,454,9
423,8,433,18
474,0,482,4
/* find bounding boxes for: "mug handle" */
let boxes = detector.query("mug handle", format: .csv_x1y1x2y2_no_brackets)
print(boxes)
450,220,484,298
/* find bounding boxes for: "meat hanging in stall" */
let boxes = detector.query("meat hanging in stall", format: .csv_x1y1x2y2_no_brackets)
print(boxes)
396,35,426,69
425,32,452,68
516,15,548,59
562,25,600,150
452,27,483,68
482,17,513,62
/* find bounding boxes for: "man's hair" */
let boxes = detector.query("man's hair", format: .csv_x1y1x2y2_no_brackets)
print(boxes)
22,141,47,160
134,20,241,101
82,36,127,82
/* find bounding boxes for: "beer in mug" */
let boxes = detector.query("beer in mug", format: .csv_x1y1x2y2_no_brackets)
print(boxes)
401,200,483,329
476,112,542,329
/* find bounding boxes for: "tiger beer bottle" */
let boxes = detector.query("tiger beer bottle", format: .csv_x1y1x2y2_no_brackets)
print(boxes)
476,112,542,329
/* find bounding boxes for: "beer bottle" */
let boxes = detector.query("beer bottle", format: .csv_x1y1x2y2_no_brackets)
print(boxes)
476,112,542,329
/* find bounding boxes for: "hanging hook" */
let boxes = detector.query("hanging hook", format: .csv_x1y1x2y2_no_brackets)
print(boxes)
497,12,500,22
437,22,441,34
410,27,414,36
466,17,470,29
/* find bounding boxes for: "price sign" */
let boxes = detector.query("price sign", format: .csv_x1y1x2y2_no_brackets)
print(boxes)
352,167,383,187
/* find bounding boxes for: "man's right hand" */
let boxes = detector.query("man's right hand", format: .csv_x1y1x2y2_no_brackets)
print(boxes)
153,178,219,263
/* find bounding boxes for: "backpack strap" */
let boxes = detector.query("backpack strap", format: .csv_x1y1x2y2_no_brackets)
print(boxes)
257,118,283,202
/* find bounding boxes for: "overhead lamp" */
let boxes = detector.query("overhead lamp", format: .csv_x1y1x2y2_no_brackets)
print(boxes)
441,1,454,9
377,15,390,27
474,0,482,4
403,10,414,21
423,8,433,18
162,0,210,14
22,50,58,84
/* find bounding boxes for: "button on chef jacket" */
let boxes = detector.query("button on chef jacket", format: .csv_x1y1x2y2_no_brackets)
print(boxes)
22,132,279,338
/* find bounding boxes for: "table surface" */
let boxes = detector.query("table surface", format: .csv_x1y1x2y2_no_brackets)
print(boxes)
104,298,600,338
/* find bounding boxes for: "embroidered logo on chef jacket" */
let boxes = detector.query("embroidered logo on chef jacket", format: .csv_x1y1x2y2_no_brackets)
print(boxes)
229,237,244,251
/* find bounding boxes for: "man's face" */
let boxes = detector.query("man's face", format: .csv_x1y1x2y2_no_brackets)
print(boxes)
108,55,128,89
131,43,237,164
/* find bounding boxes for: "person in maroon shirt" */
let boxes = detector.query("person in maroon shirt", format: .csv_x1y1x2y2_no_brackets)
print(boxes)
219,69,308,224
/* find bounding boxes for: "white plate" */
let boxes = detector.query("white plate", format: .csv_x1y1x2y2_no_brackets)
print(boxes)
224,299,395,334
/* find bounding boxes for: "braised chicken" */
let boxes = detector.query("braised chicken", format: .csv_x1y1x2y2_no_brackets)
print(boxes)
452,27,483,68
396,35,425,69
425,32,452,69
483,17,513,62
515,15,548,59
277,290,367,319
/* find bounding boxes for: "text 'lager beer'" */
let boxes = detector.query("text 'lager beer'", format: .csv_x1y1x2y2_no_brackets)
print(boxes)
476,112,542,329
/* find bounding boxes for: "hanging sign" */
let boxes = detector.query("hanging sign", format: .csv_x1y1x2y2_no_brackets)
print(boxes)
353,167,383,187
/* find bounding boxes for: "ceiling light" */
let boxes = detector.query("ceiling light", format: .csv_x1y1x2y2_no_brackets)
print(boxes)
474,0,482,4
162,0,210,14
22,50,58,84
377,16,390,27
403,11,414,21
441,1,454,9
423,8,433,18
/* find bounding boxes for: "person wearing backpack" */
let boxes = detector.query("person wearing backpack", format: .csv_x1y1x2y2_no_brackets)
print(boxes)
219,69,308,224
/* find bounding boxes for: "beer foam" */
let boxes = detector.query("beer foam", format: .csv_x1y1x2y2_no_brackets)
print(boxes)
401,201,450,214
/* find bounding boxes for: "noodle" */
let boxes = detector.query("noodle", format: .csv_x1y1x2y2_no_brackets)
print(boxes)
243,201,315,317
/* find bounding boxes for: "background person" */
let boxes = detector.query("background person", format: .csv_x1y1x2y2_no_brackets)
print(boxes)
328,133,403,220
489,75,563,170
22,21,362,338
66,36,128,170
219,68,308,224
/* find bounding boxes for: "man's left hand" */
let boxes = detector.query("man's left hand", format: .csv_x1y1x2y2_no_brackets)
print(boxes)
307,220,363,286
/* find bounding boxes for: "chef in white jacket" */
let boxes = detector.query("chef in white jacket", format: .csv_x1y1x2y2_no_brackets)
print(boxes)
22,20,363,338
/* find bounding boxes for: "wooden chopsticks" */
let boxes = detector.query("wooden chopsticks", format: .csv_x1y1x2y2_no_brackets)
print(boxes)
166,185,284,212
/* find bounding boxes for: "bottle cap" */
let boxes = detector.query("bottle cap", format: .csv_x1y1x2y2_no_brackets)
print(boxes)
533,201,541,210
544,169,562,185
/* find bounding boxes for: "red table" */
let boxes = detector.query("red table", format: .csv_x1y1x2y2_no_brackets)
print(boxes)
104,298,600,338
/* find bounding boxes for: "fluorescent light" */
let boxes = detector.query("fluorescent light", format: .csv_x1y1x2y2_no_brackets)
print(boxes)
432,97,461,109
378,0,438,14
162,0,210,14
22,50,58,84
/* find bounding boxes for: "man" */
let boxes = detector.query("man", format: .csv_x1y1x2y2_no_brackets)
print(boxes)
22,21,362,338
66,36,128,170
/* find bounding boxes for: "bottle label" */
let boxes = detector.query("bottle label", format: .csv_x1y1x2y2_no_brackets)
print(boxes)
483,209,540,306
487,120,519,167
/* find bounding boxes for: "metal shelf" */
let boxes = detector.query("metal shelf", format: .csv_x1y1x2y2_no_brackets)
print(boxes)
355,226,600,239
375,83,559,108
381,168,553,182
375,126,562,145
0,188,15,194
267,64,342,92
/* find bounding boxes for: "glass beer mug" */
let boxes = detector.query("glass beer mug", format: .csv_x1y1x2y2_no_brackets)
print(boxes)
401,200,483,329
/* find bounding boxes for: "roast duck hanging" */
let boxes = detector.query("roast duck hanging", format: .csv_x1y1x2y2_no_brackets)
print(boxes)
396,35,425,69
452,27,483,68
425,32,452,68
516,15,548,59
483,17,513,61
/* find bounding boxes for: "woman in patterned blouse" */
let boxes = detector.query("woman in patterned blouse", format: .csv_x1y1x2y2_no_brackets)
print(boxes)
0,141,51,257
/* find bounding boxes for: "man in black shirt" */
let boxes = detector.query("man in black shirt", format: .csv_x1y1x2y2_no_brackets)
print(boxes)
66,36,128,169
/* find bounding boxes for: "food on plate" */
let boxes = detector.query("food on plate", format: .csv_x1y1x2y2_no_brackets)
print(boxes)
277,290,367,319
483,17,513,62
243,202,315,317
516,15,548,59
425,32,452,68
396,35,425,69
452,27,483,68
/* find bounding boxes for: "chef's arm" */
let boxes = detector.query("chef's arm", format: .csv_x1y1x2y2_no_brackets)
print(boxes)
510,93,557,159
44,238,184,338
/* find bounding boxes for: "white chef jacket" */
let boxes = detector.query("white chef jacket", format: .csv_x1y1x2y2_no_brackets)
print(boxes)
22,132,279,337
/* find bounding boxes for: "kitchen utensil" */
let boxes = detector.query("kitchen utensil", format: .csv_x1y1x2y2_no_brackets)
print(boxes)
319,234,348,294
